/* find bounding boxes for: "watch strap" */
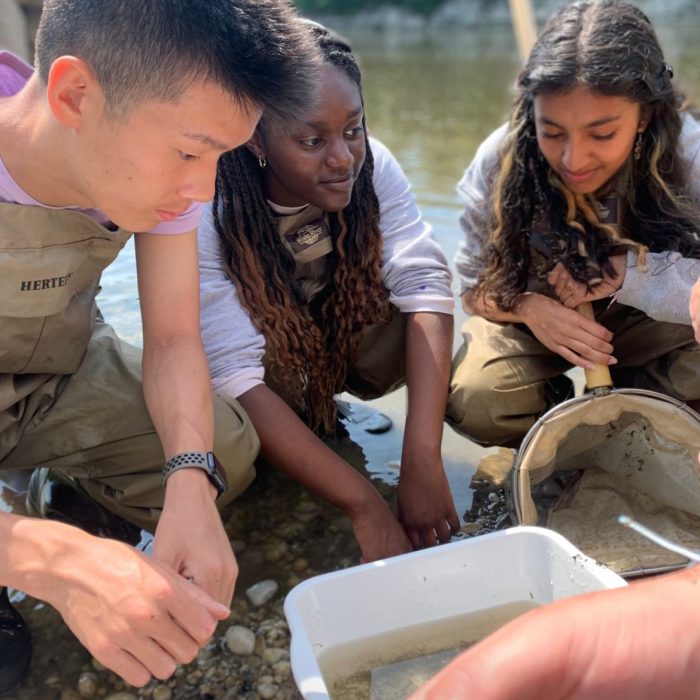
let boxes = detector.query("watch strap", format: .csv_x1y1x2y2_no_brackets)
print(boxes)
162,451,227,497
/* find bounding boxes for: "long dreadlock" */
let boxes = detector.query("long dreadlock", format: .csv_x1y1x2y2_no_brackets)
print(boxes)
213,23,391,433
477,0,700,310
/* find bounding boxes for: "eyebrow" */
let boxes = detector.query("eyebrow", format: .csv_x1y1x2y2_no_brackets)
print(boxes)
304,107,363,129
538,115,622,129
182,132,232,151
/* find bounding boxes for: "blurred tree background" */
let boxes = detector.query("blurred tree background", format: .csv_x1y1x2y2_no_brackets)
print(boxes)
295,0,446,15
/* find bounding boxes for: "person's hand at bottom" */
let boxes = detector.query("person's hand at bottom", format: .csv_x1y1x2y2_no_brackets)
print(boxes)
409,565,700,700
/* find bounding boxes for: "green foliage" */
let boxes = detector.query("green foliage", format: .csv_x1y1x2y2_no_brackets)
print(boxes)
294,0,446,16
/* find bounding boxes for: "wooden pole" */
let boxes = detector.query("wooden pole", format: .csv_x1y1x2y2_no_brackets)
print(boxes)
508,0,538,63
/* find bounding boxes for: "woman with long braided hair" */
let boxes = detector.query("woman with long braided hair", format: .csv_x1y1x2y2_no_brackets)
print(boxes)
448,0,700,447
198,21,458,561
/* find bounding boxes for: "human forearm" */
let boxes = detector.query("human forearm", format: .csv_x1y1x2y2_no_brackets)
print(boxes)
402,311,453,458
0,511,79,598
462,289,535,323
142,334,213,459
238,384,382,517
399,312,459,546
238,384,410,560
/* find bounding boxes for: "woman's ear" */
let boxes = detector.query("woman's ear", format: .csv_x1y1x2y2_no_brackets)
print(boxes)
638,110,651,133
245,131,265,160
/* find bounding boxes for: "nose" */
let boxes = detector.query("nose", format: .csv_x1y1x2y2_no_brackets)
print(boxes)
326,138,354,170
561,136,586,172
178,161,217,203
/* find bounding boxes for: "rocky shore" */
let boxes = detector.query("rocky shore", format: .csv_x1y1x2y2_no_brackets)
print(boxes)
11,459,363,700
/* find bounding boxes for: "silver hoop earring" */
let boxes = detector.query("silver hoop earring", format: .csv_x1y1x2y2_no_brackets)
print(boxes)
634,132,643,161
258,155,267,169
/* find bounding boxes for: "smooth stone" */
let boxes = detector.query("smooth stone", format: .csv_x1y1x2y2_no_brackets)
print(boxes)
152,687,173,700
61,690,82,700
291,558,308,574
225,625,256,655
257,681,279,700
77,672,99,698
104,694,138,700
262,647,289,665
273,660,292,677
246,579,278,607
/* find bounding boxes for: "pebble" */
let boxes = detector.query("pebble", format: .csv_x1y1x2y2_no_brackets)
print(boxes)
246,579,279,607
225,625,256,655
292,558,308,574
104,694,138,700
273,660,292,676
262,647,289,664
460,522,482,535
77,672,99,698
258,682,280,699
61,690,82,700
152,687,173,700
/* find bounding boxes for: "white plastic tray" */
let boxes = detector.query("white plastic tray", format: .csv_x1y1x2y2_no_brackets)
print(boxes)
284,526,626,699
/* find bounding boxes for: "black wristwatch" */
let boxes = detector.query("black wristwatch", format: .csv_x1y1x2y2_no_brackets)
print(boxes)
162,451,228,498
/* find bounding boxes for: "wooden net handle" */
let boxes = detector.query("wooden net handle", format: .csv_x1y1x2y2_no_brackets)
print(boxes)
577,302,613,390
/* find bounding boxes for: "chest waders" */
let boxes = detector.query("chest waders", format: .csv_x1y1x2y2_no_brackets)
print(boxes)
0,204,129,450
0,203,258,530
264,207,407,412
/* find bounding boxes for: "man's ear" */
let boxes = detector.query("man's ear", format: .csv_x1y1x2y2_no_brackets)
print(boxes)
46,56,103,130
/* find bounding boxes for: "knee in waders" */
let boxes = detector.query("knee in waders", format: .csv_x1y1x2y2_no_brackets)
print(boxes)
25,467,151,549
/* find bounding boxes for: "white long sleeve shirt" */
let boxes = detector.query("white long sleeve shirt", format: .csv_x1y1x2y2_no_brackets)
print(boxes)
199,137,454,400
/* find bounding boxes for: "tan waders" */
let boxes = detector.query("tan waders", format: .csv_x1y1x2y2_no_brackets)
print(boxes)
447,301,700,447
0,203,258,531
264,206,407,413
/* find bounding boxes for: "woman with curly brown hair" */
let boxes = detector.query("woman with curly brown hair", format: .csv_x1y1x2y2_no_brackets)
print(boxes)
448,0,700,448
198,21,459,561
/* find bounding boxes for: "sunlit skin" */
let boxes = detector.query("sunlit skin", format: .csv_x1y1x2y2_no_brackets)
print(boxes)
534,85,647,195
67,88,260,233
0,57,260,233
248,64,366,211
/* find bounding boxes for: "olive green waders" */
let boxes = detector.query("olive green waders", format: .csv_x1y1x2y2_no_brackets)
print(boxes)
447,300,700,447
0,203,258,531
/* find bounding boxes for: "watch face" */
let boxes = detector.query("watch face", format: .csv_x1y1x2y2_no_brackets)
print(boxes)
208,452,229,495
